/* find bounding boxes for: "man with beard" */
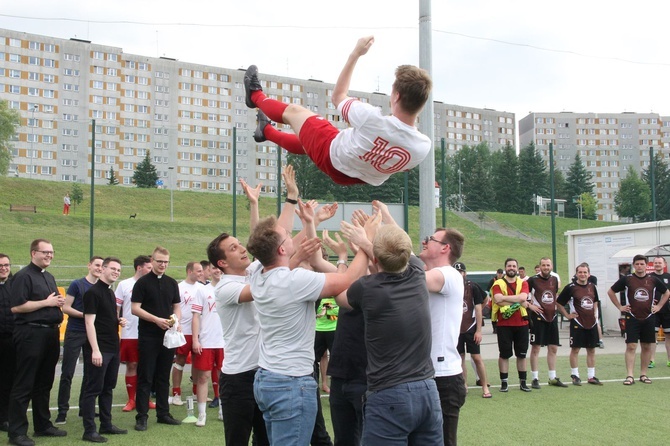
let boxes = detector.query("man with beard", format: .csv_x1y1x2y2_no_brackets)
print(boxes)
608,254,669,385
650,257,670,367
527,257,568,389
491,258,531,392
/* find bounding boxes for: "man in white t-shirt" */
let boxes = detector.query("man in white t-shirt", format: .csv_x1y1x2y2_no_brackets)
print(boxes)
244,36,432,186
114,255,153,412
171,262,204,405
420,228,467,446
245,209,371,446
191,279,224,427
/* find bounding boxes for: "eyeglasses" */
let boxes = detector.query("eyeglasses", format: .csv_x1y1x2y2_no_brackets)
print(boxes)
154,260,170,265
0,264,10,268
423,236,448,246
34,250,55,256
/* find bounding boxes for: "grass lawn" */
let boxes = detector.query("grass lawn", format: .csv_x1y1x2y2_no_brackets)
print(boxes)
41,352,670,445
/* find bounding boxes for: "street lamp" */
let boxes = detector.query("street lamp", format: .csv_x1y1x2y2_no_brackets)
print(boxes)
168,167,174,222
29,105,38,178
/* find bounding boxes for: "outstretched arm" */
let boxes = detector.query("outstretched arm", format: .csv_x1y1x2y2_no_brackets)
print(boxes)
241,178,262,232
278,165,299,234
332,36,375,107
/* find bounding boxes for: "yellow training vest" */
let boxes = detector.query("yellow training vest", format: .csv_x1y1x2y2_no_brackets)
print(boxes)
491,278,528,322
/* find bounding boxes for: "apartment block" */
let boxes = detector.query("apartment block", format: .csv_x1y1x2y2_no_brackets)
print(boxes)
520,111,670,221
1,28,515,195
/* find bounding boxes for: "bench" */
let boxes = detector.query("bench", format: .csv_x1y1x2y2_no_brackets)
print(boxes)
9,204,37,213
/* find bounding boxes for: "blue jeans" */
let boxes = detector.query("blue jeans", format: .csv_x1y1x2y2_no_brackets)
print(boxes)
363,378,443,446
329,377,366,446
253,368,317,446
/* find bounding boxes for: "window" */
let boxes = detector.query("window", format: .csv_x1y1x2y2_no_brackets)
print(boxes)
10,38,22,47
93,51,104,60
29,56,41,66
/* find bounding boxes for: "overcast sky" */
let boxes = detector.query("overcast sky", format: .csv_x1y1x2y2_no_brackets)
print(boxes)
2,0,669,124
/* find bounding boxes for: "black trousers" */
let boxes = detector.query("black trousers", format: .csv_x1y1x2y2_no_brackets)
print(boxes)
311,362,333,446
81,347,120,434
329,377,366,446
0,334,16,424
435,374,467,446
8,325,60,437
57,329,87,417
136,335,174,421
220,369,268,446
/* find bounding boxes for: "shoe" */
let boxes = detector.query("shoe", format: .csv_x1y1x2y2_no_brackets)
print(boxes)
0,421,8,432
54,414,66,425
9,435,35,446
82,432,108,443
587,377,603,386
122,400,135,412
597,340,605,349
549,378,568,388
253,111,272,143
157,415,182,426
34,426,67,437
519,381,532,392
667,361,670,367
134,419,147,432
649,361,656,368
148,400,156,409
171,394,184,406
571,374,582,386
475,379,482,387
195,413,206,427
531,379,541,389
218,411,223,421
208,397,220,409
500,381,508,392
244,65,262,108
99,425,128,435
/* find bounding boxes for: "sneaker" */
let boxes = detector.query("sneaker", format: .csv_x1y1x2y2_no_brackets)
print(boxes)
571,374,582,386
475,379,482,387
597,340,605,349
531,379,541,389
218,411,223,421
667,361,670,367
587,377,603,386
208,397,220,409
171,394,183,406
244,65,262,108
500,381,508,392
549,378,568,388
195,413,206,427
649,361,656,368
253,111,272,143
519,381,532,392
54,415,67,425
122,400,135,412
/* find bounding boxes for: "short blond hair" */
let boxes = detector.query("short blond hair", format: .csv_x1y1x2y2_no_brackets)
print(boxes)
373,225,412,273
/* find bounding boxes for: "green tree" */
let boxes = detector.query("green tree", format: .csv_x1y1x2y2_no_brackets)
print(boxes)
132,151,159,188
518,142,549,214
455,143,495,211
578,192,598,220
614,166,651,222
490,143,521,213
0,100,21,175
108,167,119,185
70,183,84,213
564,154,595,218
641,152,670,220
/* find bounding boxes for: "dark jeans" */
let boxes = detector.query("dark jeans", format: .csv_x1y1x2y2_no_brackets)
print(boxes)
329,377,366,446
311,362,333,446
0,334,16,424
219,369,268,446
136,335,174,421
435,374,466,446
8,325,60,438
57,329,87,417
81,347,120,434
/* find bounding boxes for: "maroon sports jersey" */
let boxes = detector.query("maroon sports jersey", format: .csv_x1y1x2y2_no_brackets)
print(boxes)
528,274,559,322
557,282,599,329
610,274,668,321
460,281,484,334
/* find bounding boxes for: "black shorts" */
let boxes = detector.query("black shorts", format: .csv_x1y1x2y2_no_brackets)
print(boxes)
655,312,670,331
457,330,481,355
569,323,599,349
496,325,529,359
624,314,656,344
529,316,560,347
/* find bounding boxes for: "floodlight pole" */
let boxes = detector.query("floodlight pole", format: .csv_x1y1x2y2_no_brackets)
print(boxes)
418,0,435,240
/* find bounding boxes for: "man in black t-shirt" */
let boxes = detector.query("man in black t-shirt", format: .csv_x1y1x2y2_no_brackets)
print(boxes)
650,257,670,367
81,257,128,442
608,254,669,385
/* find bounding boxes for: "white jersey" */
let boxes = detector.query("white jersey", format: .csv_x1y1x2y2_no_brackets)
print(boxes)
429,265,464,377
178,281,202,335
250,264,325,377
191,283,224,349
115,277,139,339
215,261,262,375
330,98,431,186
